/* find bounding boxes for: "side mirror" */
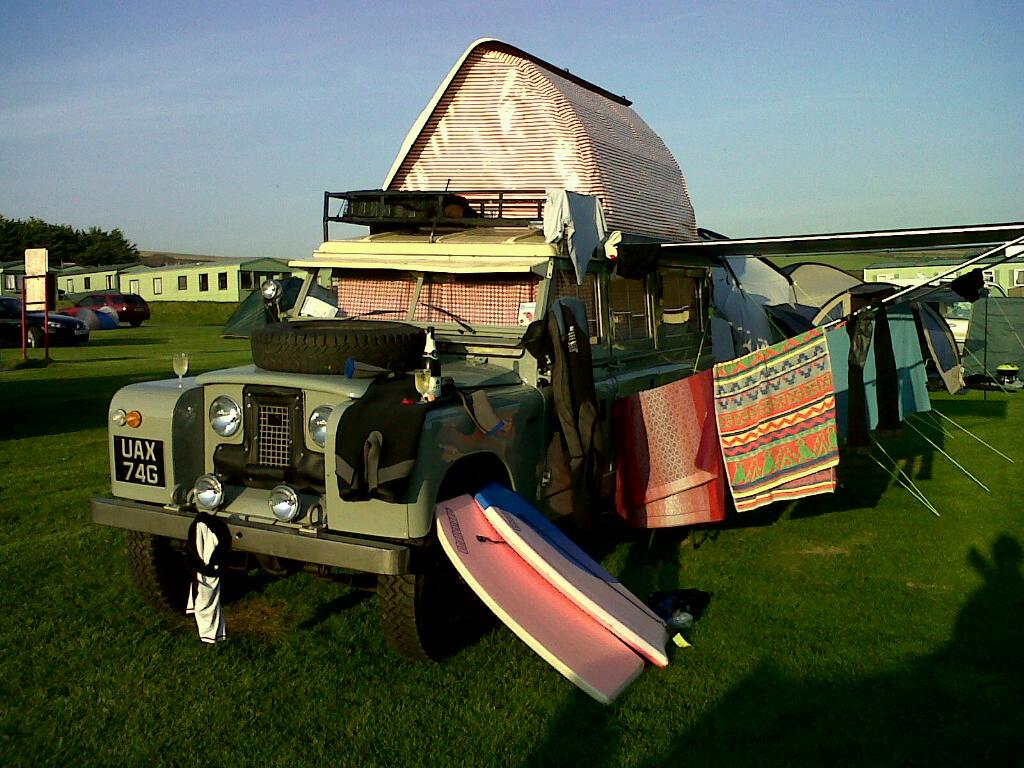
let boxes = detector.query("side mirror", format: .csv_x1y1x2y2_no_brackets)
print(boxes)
261,279,283,322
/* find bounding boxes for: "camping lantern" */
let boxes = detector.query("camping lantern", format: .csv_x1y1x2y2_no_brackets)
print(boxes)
995,364,1020,386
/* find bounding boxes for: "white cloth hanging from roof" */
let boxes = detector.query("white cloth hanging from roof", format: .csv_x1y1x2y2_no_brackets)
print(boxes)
543,190,607,285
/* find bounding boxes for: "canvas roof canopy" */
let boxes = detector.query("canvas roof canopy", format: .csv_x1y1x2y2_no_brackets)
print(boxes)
384,39,697,242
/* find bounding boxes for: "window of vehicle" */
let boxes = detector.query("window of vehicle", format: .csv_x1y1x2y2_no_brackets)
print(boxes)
609,274,651,346
178,275,187,291
656,267,705,348
414,273,539,327
124,294,144,305
84,277,91,290
553,270,600,341
199,274,209,292
218,271,228,290
153,277,162,295
325,268,540,329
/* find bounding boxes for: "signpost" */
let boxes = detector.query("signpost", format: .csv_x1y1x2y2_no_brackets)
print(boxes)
23,248,53,362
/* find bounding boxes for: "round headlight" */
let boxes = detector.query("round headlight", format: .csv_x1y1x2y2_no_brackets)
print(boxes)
269,484,301,522
209,396,241,437
194,474,224,511
261,279,282,302
308,405,334,448
111,409,127,426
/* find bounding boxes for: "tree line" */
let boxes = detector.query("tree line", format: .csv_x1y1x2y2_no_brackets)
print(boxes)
0,214,138,267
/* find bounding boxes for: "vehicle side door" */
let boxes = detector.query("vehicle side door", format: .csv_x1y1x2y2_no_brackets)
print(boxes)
0,300,20,345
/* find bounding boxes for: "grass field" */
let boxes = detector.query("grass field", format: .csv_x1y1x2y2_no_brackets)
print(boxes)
1,318,1021,767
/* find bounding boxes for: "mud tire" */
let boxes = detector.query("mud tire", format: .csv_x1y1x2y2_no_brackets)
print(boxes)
377,545,489,663
126,531,190,614
251,320,425,374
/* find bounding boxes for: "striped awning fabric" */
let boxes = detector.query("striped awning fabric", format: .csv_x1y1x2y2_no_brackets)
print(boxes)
385,40,697,242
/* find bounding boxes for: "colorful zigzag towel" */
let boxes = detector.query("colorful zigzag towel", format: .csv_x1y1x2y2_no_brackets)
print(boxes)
713,328,840,512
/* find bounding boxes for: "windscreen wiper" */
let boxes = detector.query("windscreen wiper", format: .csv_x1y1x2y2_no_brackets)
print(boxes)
341,309,405,321
419,302,475,333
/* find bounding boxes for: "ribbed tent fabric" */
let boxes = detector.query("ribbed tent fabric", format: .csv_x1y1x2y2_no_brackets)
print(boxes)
384,39,697,242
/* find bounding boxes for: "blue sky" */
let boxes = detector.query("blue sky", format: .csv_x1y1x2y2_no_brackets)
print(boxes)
1,1,1021,260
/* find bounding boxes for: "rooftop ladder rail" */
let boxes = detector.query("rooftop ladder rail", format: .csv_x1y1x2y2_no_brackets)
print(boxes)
322,189,547,241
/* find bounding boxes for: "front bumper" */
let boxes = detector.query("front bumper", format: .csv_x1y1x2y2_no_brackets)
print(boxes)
92,496,410,575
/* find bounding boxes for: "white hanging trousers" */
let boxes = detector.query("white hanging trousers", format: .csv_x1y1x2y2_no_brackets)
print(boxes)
185,520,226,643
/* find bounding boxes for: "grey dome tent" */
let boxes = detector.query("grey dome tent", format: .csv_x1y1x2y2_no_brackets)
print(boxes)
783,262,863,309
813,283,964,394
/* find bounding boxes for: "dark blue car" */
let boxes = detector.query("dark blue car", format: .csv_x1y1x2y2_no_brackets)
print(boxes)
0,296,90,347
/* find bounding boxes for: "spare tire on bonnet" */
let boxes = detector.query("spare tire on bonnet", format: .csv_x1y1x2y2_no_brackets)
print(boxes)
251,320,426,375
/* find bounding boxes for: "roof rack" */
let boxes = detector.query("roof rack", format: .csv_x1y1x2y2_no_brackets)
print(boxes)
322,189,546,241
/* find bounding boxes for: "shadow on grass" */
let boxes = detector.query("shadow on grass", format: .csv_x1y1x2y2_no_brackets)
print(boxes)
0,373,151,441
524,535,1024,767
84,336,165,347
935,399,1009,420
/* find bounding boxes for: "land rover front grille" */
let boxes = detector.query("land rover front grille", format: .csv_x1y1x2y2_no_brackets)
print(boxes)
256,404,291,467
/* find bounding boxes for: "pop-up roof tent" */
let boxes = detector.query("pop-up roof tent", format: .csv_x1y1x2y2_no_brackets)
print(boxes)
383,39,698,242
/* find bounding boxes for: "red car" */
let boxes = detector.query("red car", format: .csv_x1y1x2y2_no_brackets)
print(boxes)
62,293,151,327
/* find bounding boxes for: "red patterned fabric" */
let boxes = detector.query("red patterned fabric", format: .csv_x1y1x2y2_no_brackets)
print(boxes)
613,370,726,529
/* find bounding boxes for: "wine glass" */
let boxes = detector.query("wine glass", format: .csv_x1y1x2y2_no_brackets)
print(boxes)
413,368,432,403
173,352,189,388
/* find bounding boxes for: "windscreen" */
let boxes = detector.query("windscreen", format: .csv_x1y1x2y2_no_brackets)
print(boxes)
311,268,540,329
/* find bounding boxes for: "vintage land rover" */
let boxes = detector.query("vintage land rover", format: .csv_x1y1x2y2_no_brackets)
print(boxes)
92,190,712,660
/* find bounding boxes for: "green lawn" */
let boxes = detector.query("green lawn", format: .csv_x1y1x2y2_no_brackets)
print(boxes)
1,321,1021,767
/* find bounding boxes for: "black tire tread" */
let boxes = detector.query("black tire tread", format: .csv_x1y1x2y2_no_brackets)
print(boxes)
126,531,190,614
377,574,436,663
251,320,425,374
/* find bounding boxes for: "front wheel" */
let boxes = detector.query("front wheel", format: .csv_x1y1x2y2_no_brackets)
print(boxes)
126,531,190,614
377,544,489,662
26,327,43,348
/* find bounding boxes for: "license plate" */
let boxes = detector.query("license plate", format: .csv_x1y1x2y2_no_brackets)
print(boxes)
114,436,166,486
75,328,88,335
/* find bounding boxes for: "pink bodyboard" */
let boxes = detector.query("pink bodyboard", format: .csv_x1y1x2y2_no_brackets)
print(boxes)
475,487,669,667
436,495,644,705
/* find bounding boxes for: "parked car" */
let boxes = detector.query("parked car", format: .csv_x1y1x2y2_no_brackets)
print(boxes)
62,293,151,327
0,296,90,347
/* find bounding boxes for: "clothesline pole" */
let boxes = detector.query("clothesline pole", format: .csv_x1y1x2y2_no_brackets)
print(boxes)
870,440,940,516
903,418,990,492
819,234,1024,333
909,412,955,440
869,452,941,516
932,409,1015,464
883,233,1024,306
